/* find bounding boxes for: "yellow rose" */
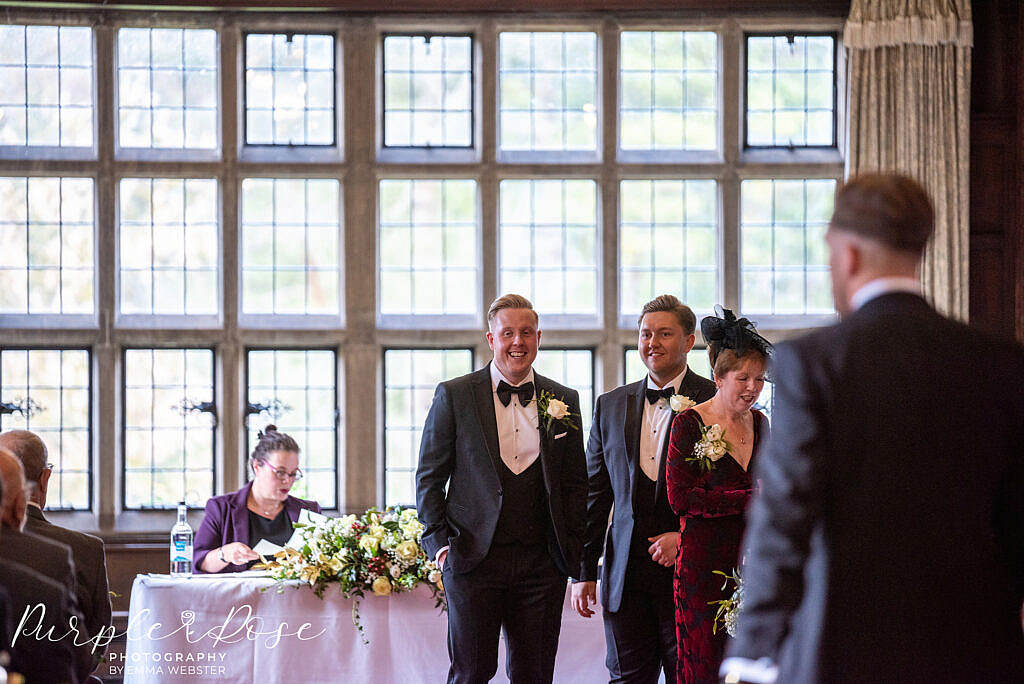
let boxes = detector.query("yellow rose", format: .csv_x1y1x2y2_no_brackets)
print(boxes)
400,522,424,539
369,524,387,539
371,577,392,596
395,540,419,563
359,535,380,554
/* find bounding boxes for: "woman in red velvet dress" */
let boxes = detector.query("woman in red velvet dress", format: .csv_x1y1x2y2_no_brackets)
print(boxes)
666,308,771,684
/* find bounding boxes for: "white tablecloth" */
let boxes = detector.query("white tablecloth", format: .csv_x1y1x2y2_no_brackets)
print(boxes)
121,574,609,683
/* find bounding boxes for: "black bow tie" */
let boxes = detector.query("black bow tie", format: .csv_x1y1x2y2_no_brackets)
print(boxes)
497,380,534,407
645,387,675,404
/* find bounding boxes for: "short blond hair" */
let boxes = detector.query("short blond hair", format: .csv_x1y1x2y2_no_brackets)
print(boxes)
487,293,539,327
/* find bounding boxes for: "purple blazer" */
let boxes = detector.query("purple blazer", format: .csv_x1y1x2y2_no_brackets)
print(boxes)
193,481,322,573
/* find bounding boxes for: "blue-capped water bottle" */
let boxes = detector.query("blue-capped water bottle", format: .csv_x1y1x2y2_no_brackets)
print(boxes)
170,501,193,577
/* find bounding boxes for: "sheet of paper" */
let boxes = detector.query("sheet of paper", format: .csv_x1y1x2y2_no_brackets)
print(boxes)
298,508,327,526
284,527,304,550
252,538,284,557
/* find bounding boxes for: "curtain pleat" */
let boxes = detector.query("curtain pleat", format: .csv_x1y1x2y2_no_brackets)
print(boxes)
845,0,971,320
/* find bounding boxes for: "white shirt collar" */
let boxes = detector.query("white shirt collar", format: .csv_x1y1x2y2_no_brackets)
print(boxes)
646,366,689,393
27,501,42,511
849,276,921,311
489,362,535,390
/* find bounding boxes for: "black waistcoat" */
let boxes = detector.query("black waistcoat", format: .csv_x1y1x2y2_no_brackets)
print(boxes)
492,457,549,547
628,460,677,586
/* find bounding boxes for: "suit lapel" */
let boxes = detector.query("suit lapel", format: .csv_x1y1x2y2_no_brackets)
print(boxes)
533,372,555,490
471,365,503,477
624,380,645,508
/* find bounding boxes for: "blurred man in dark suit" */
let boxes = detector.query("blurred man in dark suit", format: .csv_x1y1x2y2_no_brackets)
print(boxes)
0,450,92,683
723,174,1024,683
0,430,112,655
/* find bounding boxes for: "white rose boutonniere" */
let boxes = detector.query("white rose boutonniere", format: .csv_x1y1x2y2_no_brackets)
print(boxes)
669,394,696,413
687,423,732,473
534,389,578,433
546,398,569,420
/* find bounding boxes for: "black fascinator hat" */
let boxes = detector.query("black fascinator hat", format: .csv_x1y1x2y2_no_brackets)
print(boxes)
700,306,772,369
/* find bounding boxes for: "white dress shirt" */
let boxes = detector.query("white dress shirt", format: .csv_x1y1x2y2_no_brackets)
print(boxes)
638,367,689,482
849,275,921,311
490,363,541,475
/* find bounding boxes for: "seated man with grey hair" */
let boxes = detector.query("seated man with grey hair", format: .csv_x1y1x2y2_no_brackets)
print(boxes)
0,430,112,659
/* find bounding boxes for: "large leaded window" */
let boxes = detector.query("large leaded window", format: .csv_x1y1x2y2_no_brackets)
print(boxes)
0,348,91,510
383,348,473,506
0,10,842,529
123,348,215,509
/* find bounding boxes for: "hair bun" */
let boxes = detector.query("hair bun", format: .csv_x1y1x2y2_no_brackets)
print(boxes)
264,424,278,433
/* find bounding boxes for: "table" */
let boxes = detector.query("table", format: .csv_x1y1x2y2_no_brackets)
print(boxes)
121,574,610,683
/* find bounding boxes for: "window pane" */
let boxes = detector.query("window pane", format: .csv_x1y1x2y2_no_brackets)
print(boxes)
619,179,717,317
0,349,90,510
247,350,337,508
383,35,472,147
379,179,477,316
746,35,835,147
119,178,218,316
534,348,593,435
244,33,335,145
384,348,472,506
123,349,213,510
499,32,597,151
740,178,836,315
620,31,717,151
499,179,597,315
0,25,93,147
241,178,339,315
117,28,217,150
0,177,94,314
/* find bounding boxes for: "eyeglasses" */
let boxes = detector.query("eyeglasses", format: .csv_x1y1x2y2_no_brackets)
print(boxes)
257,460,303,482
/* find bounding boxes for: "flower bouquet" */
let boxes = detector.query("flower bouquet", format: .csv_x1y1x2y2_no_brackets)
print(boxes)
687,423,732,472
708,568,743,637
257,505,445,641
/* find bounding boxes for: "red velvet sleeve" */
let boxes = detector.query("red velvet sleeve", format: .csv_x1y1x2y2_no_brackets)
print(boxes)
665,409,752,518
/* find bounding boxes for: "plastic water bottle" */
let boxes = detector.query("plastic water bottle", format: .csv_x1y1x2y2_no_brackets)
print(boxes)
170,501,193,577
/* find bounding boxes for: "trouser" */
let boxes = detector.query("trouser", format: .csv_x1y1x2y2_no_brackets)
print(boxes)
443,541,567,684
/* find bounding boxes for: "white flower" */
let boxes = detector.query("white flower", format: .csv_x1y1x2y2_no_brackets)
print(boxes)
389,564,402,578
669,395,695,412
546,398,569,420
427,570,441,584
710,444,726,460
706,424,724,442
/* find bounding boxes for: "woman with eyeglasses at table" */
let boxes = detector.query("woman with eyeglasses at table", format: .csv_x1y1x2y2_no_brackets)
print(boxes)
194,425,322,573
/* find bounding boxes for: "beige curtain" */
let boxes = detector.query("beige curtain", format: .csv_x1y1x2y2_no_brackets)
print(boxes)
845,0,973,320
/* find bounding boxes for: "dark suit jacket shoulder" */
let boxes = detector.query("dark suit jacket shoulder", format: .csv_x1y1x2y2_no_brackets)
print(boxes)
730,293,1024,683
0,557,88,684
24,506,111,650
0,527,75,589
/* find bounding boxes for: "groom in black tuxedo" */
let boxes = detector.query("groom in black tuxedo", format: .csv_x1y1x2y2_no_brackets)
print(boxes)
571,294,715,683
723,174,1024,683
416,294,587,684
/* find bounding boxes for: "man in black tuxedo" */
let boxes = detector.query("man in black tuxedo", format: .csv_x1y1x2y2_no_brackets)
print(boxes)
1,430,112,660
571,294,716,683
416,294,587,683
723,174,1024,683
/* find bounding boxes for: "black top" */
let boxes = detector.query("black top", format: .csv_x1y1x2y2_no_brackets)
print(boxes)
247,508,293,551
